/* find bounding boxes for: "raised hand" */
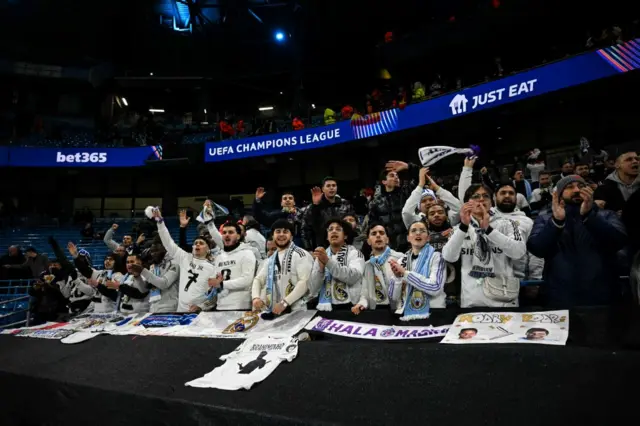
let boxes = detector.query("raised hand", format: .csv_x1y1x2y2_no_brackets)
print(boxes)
311,187,323,205
579,186,594,216
385,160,409,173
480,166,488,175
111,223,119,230
459,201,474,226
313,247,329,265
418,167,430,188
478,204,490,230
464,156,477,169
255,187,266,200
551,191,565,221
136,233,145,245
179,210,190,228
67,242,78,257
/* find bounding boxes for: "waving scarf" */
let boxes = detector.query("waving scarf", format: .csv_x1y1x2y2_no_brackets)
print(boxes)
196,202,230,224
317,245,349,311
265,244,296,313
364,246,392,309
418,145,480,167
394,245,435,321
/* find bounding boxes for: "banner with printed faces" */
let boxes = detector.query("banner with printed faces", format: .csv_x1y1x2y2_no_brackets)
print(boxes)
440,310,569,345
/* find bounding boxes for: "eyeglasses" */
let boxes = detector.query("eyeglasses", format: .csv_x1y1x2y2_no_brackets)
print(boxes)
409,228,428,235
470,193,491,200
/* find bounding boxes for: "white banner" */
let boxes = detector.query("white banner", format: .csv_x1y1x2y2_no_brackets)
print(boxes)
305,317,450,340
4,311,318,341
440,310,569,345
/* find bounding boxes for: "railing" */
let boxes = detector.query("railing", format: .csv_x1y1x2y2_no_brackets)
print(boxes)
0,280,33,329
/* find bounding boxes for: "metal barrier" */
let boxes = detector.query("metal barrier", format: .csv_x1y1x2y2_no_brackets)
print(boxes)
0,280,34,329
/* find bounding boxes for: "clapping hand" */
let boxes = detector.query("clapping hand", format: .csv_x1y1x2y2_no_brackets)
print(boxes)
552,191,565,221
389,259,406,277
313,247,329,265
579,186,594,216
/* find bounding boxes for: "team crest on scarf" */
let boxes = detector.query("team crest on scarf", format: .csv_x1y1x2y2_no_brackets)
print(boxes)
317,245,350,311
333,282,348,302
222,312,260,334
374,275,385,303
411,291,426,309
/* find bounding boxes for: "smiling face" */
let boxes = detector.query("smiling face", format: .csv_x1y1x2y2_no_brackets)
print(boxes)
383,171,400,189
221,226,241,247
322,180,338,199
326,222,346,247
367,225,389,252
407,221,428,250
273,228,292,249
126,255,142,276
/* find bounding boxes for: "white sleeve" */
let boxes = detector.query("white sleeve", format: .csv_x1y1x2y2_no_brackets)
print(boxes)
516,193,530,210
223,252,257,291
157,221,188,265
529,189,542,203
487,220,527,260
141,264,179,290
458,167,473,201
252,261,268,300
285,252,313,305
103,228,119,251
435,187,461,214
325,250,365,286
442,226,467,263
402,185,423,229
404,251,446,297
74,279,96,297
205,221,224,251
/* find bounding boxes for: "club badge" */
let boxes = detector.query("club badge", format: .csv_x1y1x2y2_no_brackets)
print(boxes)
222,312,260,334
374,276,385,303
410,290,426,309
285,280,294,296
333,282,348,302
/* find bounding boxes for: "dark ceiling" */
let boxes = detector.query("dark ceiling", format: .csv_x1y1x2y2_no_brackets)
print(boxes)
0,0,637,113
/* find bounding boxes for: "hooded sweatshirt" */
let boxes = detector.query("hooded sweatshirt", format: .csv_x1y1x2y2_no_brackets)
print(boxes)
594,171,640,212
213,244,258,311
402,185,461,229
441,212,528,308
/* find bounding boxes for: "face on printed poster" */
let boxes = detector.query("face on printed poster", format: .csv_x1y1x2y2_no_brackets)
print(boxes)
441,310,569,345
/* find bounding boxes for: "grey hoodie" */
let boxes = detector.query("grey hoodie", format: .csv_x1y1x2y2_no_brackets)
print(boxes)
140,255,180,313
606,171,640,201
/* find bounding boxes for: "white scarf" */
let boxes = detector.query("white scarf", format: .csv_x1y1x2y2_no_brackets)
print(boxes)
317,245,350,311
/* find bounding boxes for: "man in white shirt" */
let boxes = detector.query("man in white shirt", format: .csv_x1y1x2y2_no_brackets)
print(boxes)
153,208,217,312
252,219,312,314
208,222,257,311
402,167,461,228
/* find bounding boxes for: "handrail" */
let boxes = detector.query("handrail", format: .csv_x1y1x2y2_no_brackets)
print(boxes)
0,295,30,306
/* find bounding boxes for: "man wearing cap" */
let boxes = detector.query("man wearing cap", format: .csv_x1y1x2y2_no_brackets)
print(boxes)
401,167,461,229
251,219,313,314
3,246,49,279
528,175,628,307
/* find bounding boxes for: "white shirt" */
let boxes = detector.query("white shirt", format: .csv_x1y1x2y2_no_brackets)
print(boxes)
157,221,217,312
214,246,257,311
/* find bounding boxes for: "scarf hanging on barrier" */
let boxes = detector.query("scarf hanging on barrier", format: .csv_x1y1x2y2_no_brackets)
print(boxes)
394,245,434,321
265,244,296,313
365,246,391,309
317,245,349,311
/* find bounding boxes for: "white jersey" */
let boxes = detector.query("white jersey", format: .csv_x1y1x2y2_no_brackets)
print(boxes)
214,245,257,311
252,245,313,311
58,274,95,314
441,215,528,308
185,336,298,391
118,274,150,314
157,221,217,312
89,269,123,312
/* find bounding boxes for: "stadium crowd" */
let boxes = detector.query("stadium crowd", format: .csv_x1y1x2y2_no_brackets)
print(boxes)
2,144,638,325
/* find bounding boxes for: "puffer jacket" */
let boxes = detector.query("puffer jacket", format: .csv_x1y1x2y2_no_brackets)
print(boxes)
368,187,411,250
527,205,628,308
303,195,355,248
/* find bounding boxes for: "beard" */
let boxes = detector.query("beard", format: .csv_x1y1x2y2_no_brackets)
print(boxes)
563,195,582,206
497,201,516,213
274,239,291,249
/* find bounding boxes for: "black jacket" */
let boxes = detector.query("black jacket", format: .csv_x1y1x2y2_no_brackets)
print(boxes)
368,188,409,250
303,196,355,248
